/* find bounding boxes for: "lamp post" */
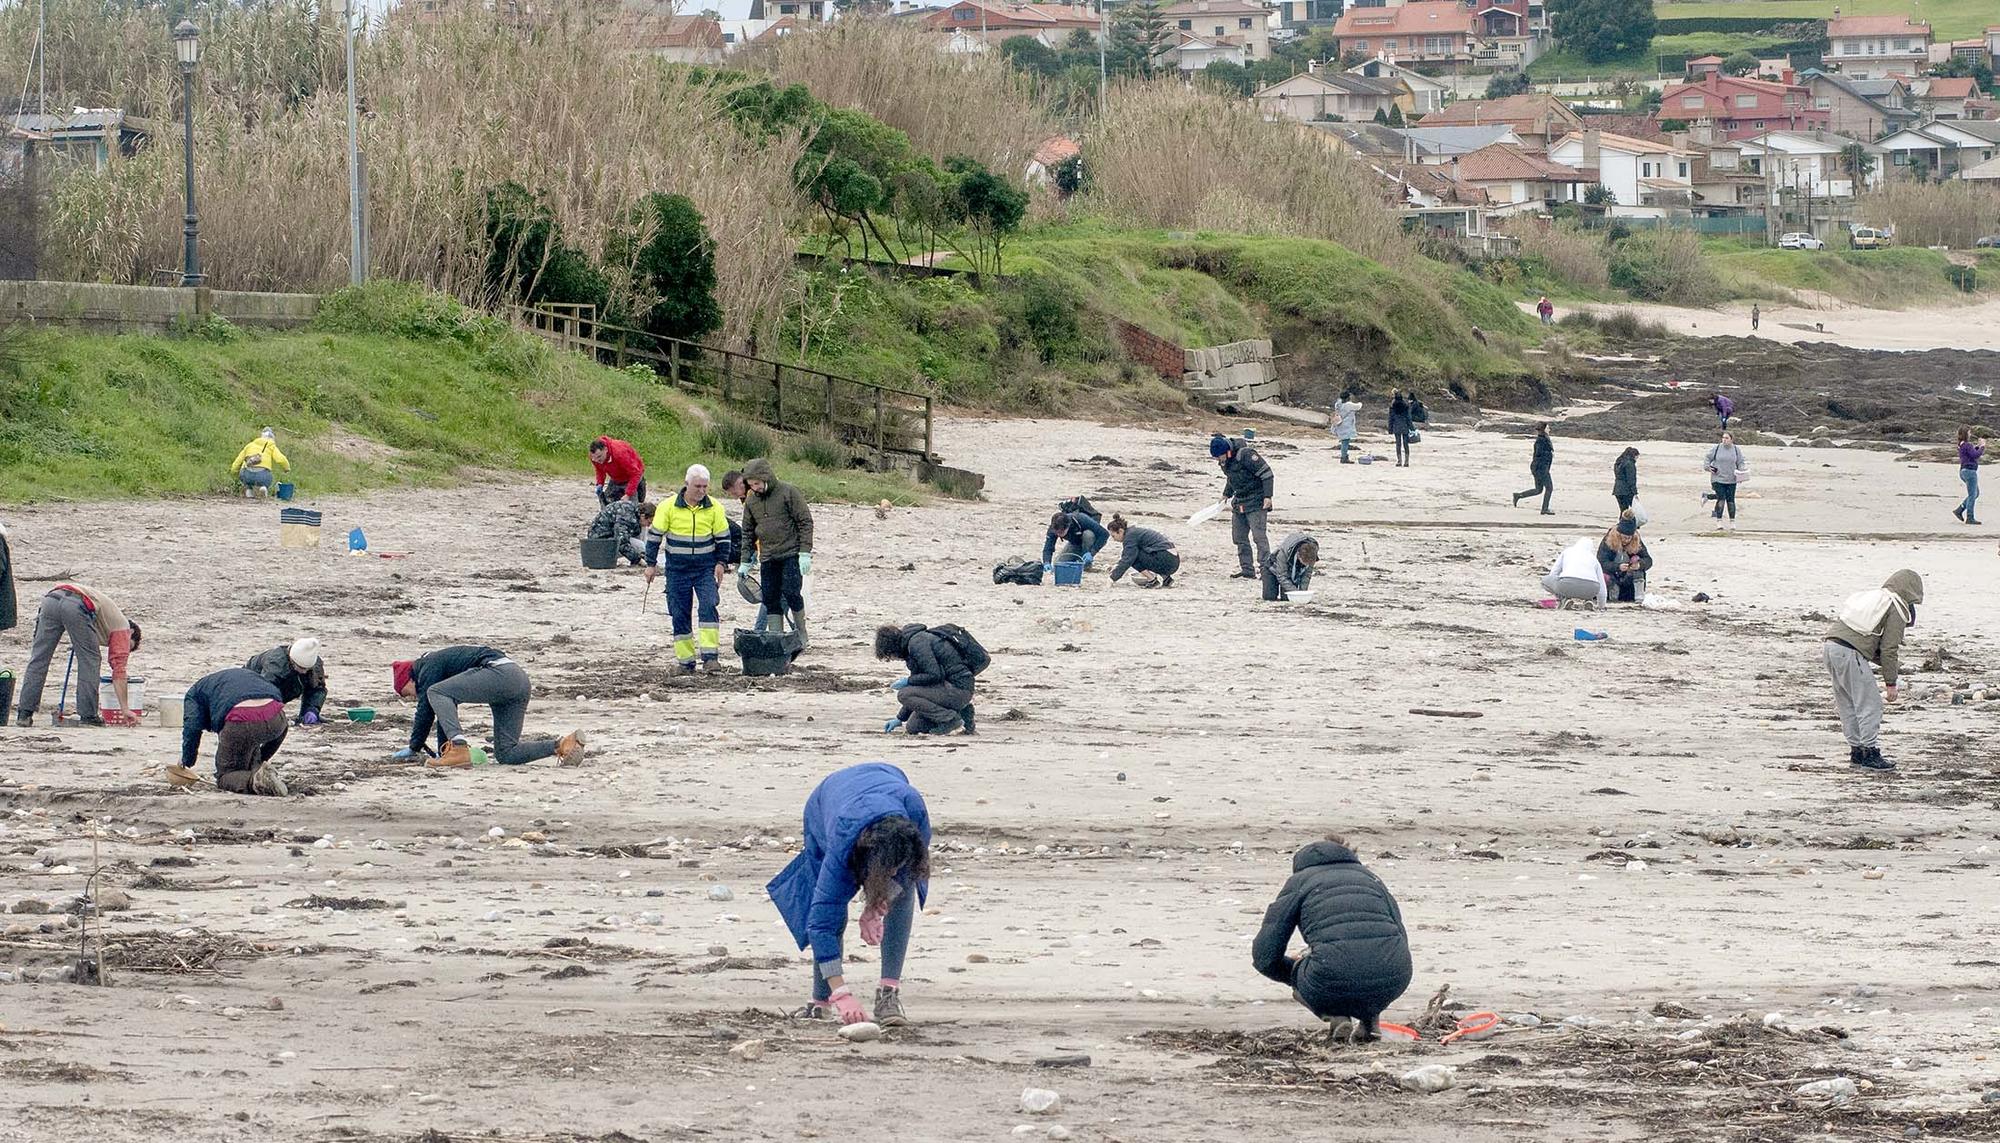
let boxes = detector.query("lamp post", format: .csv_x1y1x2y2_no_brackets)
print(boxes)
335,0,365,284
173,19,201,287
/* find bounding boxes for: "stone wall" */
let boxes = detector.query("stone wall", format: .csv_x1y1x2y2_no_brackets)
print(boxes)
0,281,321,333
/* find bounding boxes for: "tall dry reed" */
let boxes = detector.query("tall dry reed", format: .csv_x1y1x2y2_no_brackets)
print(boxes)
1862,182,2000,250
1083,80,1408,264
1498,219,1610,289
25,2,803,348
751,18,1058,178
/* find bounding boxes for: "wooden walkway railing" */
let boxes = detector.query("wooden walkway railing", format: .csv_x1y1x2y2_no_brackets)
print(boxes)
512,303,934,462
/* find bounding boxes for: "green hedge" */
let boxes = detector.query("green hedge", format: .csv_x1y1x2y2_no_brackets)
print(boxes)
1655,15,1823,34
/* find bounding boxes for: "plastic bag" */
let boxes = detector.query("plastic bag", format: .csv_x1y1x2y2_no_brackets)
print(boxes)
1629,500,1651,529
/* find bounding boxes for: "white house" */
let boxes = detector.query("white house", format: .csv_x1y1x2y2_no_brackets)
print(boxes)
1345,53,1453,115
1547,129,1693,217
1876,120,2000,179
1253,71,1403,121
1825,14,1932,80
1162,29,1251,70
1737,131,1882,200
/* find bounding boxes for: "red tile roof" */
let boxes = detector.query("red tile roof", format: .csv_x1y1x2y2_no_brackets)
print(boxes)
1926,77,1978,99
1333,0,1475,40
1456,143,1589,182
1826,15,1929,38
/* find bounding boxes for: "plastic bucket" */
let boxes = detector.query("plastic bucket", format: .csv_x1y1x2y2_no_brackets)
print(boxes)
580,537,619,570
1051,561,1084,586
734,627,800,676
275,482,296,501
345,707,377,724
99,675,144,713
155,692,184,729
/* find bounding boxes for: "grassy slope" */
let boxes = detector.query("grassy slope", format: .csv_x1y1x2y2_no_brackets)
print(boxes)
1656,0,1994,40
0,305,915,505
1703,238,1998,306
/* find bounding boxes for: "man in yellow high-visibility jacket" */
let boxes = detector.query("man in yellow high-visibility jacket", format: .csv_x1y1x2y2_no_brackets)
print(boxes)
230,428,291,498
644,464,734,672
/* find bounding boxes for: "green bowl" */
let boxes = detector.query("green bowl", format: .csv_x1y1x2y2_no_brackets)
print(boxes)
345,708,377,724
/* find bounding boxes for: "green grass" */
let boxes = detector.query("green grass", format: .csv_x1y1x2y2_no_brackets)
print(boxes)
1528,32,1794,79
1701,238,1995,306
1656,0,1995,40
0,283,917,506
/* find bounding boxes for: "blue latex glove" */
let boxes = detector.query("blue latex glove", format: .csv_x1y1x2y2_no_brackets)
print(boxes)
883,719,902,734
891,677,909,691
299,710,321,726
798,553,813,575
391,747,416,761
737,563,751,578
1082,552,1095,567
1043,564,1055,575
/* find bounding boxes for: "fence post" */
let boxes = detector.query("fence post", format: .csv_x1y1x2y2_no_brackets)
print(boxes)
614,330,626,369
923,396,934,460
823,375,836,431
773,362,785,429
719,347,732,403
669,344,682,389
874,388,885,458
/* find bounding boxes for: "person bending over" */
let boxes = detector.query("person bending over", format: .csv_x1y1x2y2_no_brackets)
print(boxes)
244,637,328,726
1106,514,1178,588
391,646,584,768
1252,833,1413,1043
1265,533,1319,601
767,763,932,1028
875,623,981,736
176,667,290,796
1042,507,1109,573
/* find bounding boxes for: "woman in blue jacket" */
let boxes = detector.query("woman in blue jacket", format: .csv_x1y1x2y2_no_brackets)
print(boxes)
767,763,932,1028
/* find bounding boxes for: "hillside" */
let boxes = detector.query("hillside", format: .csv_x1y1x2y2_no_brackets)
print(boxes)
0,284,917,505
1656,0,1994,40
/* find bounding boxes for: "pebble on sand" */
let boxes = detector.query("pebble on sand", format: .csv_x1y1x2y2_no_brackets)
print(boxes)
1796,1077,1858,1104
838,1022,884,1042
1020,1088,1062,1114
1398,1065,1456,1094
708,885,734,902
729,1039,766,1062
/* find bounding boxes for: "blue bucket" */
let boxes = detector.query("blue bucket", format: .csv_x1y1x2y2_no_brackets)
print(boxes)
1052,561,1084,586
275,482,296,501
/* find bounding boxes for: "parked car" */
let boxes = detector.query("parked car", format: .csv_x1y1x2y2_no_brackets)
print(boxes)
1777,232,1825,250
1850,226,1893,250
1976,236,2000,249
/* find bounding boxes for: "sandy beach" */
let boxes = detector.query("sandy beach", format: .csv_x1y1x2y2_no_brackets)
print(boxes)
2,413,1996,1142
1536,295,2000,353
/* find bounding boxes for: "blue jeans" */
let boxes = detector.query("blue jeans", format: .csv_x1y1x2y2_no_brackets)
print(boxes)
1338,436,1352,461
1962,468,1979,520
812,885,915,999
239,467,274,489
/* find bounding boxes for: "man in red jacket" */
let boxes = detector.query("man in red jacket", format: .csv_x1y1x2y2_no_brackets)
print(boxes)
589,437,647,506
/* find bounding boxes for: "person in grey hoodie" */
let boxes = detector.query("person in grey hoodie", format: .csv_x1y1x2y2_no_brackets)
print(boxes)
1332,392,1362,464
1263,533,1319,601
1105,514,1179,587
1704,432,1746,525
1824,570,1923,772
1252,834,1413,1042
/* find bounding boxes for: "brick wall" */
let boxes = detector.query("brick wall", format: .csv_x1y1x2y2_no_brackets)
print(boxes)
1113,318,1186,381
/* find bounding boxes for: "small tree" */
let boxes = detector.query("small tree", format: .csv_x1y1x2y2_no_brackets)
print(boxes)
1484,71,1532,98
1548,0,1657,65
1721,51,1760,77
626,193,722,345
1584,183,1617,206
999,35,1062,76
1838,142,1875,183
1373,105,1390,124
1387,103,1406,126
948,157,1029,277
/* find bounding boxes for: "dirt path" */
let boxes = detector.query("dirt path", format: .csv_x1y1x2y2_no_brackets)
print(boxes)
2,417,1998,1142
1525,296,2000,353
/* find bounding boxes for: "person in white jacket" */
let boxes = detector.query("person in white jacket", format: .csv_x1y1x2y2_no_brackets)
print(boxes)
1541,538,1606,609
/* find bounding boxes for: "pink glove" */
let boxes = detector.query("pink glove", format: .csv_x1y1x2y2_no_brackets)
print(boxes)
829,985,867,1025
859,902,887,946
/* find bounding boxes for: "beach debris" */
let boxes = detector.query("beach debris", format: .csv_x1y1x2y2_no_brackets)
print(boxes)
1020,1088,1062,1115
839,1021,883,1043
1398,1064,1456,1094
1796,1077,1858,1104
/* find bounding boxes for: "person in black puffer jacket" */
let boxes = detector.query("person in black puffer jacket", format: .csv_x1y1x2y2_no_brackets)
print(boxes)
875,624,974,736
1252,835,1413,1040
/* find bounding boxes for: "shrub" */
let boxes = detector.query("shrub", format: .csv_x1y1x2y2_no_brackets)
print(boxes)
1015,272,1089,364
1609,229,1721,304
1861,183,2000,249
788,430,853,470
701,413,773,460
1500,221,1610,289
621,193,723,345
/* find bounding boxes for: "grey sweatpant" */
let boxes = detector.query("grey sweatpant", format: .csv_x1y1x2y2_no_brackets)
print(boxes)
1824,640,1882,749
16,592,101,720
426,661,557,765
1542,574,1602,605
900,683,972,734
1232,505,1271,575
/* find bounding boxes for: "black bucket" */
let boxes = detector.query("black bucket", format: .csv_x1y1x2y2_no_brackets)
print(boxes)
734,628,802,677
0,670,12,726
580,537,619,570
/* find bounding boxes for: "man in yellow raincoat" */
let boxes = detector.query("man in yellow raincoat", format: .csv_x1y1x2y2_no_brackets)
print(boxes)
230,428,291,498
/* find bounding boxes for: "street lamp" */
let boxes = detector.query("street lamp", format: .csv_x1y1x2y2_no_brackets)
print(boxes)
334,0,365,284
173,19,201,287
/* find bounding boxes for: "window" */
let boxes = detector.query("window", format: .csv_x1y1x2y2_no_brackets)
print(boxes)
1213,25,1224,35
1641,161,1654,177
1383,38,1397,50
1239,16,1252,28
951,6,973,17
1425,35,1448,53
1354,39,1367,50
1841,41,1857,54
1754,120,1765,128
1178,18,1191,28
1682,95,1705,108
1892,38,1908,51
1734,94,1758,108
1815,98,1831,109
1678,161,1689,178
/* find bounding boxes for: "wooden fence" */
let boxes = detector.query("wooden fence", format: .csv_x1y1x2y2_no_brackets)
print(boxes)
512,303,934,462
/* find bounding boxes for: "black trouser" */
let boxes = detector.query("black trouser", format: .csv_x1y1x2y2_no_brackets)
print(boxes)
760,554,804,618
597,478,646,506
1133,550,1180,579
1516,467,1553,511
215,714,288,792
900,683,972,734
1614,492,1634,513
1393,430,1411,465
1711,481,1737,519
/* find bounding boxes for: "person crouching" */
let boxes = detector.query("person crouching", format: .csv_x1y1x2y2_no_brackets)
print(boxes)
1252,833,1413,1042
176,667,291,795
875,623,974,736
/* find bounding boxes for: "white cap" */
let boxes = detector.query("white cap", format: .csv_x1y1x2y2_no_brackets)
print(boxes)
686,463,711,483
289,637,320,670
261,427,275,440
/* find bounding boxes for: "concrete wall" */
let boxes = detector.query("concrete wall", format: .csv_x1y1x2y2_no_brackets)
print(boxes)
0,281,321,333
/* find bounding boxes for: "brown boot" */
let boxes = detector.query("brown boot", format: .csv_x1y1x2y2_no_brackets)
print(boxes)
556,729,587,768
432,739,473,768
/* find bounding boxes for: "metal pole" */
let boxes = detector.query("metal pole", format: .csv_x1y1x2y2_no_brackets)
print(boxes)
344,3,365,285
37,0,46,115
181,62,200,287
1098,1,1108,122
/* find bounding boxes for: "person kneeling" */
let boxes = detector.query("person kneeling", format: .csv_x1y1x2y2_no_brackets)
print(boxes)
1263,533,1319,601
1597,512,1652,603
175,667,291,795
1542,537,1608,610
1252,834,1412,1042
1106,514,1179,588
391,646,585,768
875,623,985,735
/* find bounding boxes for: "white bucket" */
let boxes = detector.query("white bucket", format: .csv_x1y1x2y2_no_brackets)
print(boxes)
99,675,144,714
155,692,184,729
1288,590,1316,604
